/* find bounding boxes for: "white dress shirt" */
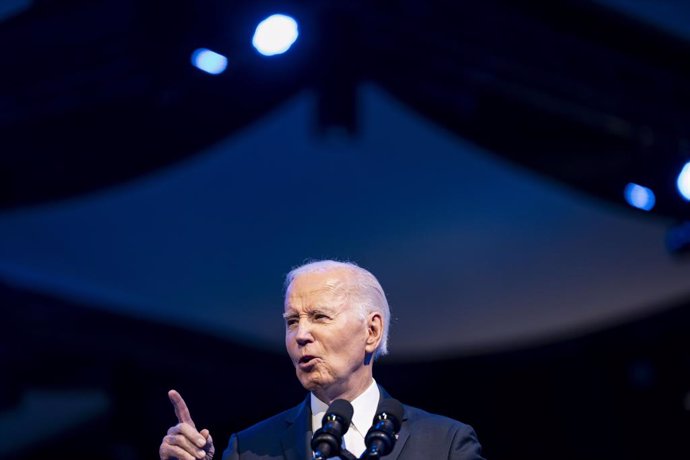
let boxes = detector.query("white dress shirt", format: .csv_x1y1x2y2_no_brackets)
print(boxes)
311,379,380,459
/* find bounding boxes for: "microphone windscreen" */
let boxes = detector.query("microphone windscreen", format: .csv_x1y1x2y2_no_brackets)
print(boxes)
326,399,354,427
375,398,404,432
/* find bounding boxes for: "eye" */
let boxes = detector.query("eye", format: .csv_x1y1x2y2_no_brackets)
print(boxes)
285,317,299,328
313,312,330,322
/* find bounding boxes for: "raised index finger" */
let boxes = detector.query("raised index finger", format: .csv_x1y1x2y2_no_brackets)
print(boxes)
168,389,196,428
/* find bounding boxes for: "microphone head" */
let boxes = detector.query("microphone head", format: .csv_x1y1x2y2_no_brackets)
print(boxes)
323,399,354,433
375,398,404,432
312,399,354,459
364,398,404,458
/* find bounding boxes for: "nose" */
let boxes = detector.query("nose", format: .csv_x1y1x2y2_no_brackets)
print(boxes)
294,318,314,346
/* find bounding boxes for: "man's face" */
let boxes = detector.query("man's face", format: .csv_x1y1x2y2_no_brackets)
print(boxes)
284,268,374,401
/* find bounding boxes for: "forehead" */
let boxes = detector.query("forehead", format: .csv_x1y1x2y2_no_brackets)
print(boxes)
284,268,354,310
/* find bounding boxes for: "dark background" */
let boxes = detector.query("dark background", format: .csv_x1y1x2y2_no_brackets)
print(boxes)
2,0,690,459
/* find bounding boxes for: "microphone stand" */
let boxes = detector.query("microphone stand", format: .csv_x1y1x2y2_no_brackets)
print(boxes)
339,448,358,460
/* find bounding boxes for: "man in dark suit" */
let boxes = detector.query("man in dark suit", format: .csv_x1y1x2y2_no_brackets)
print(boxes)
160,260,485,460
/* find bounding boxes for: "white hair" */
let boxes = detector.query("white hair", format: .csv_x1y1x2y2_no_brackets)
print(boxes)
284,259,391,358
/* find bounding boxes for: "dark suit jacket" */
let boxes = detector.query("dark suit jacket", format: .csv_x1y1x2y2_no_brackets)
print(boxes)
221,388,485,460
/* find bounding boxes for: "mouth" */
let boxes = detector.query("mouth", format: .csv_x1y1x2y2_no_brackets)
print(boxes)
298,355,317,368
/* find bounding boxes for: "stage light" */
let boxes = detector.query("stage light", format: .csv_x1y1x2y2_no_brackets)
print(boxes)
677,162,690,201
252,14,299,56
191,48,228,75
623,183,655,211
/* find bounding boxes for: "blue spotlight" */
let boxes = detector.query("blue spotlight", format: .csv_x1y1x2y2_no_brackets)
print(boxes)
677,162,690,201
624,182,655,211
191,48,228,75
252,14,299,56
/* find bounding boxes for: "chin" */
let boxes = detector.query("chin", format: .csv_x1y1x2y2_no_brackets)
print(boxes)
298,372,330,392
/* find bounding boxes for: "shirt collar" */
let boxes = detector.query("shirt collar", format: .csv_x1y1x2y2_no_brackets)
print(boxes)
310,379,380,433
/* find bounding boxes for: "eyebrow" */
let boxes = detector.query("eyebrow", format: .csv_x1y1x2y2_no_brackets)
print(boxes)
282,306,338,319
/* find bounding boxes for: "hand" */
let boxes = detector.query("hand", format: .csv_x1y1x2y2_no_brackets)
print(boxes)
159,390,215,460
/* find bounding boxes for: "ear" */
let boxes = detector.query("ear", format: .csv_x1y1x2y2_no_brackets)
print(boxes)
364,311,383,354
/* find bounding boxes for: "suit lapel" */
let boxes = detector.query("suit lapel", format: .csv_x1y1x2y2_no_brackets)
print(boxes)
281,395,312,460
385,419,410,460
377,386,410,460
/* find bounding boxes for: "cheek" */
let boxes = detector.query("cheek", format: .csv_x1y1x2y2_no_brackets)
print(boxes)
285,333,296,355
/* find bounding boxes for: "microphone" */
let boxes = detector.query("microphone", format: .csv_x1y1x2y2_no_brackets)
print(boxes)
312,399,354,460
362,399,404,459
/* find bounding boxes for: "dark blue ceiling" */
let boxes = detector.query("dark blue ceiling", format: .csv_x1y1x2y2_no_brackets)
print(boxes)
1,0,690,358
